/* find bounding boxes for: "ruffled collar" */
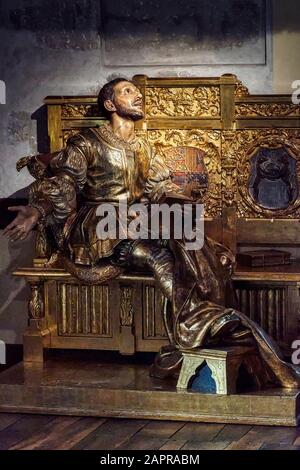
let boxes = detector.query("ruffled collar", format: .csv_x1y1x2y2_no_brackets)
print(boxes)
96,123,141,152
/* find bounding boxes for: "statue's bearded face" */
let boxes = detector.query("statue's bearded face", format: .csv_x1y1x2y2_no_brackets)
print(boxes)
108,81,144,121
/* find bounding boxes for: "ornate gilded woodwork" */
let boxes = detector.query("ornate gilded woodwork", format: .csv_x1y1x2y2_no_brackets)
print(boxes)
44,75,300,222
14,266,300,358
28,281,44,320
236,285,286,341
142,285,167,339
62,128,82,145
234,281,300,353
120,286,134,327
223,129,300,218
16,75,300,362
235,80,250,98
61,104,99,118
145,86,220,118
58,282,111,336
147,129,222,217
235,103,300,118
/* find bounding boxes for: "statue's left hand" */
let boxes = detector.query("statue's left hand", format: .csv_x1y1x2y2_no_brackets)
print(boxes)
3,205,40,241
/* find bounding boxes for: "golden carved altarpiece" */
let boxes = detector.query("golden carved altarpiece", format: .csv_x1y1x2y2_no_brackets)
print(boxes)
2,75,300,424
17,74,300,358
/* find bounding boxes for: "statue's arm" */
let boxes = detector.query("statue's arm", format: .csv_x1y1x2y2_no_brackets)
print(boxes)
29,134,89,226
144,148,188,203
4,134,89,241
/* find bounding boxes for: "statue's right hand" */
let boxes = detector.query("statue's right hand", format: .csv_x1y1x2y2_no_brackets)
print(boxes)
3,206,40,241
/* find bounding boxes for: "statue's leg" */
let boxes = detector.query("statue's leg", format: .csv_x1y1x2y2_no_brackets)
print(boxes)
129,240,174,302
127,240,186,378
112,239,175,338
129,240,174,340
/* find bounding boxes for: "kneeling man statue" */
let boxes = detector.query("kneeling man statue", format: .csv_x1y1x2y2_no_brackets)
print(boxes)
4,78,300,387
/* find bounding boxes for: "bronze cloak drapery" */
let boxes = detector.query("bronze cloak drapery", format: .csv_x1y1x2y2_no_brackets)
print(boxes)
150,237,300,388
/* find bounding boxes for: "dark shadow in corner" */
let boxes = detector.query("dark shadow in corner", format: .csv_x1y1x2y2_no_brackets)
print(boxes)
31,105,50,154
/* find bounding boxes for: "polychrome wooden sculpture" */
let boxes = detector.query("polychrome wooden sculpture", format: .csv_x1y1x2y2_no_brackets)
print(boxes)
4,78,300,388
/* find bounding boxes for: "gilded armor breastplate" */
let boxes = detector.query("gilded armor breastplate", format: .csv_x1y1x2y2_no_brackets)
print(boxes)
82,126,151,204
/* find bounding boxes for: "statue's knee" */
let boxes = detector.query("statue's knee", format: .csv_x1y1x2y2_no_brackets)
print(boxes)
210,312,241,339
130,240,153,271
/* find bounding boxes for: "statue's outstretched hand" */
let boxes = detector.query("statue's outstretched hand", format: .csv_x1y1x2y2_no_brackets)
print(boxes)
3,206,40,241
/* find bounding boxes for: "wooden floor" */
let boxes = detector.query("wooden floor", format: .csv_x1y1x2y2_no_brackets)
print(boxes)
0,352,299,448
0,413,300,450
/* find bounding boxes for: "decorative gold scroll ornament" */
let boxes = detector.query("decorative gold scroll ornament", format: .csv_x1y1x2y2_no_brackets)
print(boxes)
222,129,300,218
146,87,220,118
62,104,99,118
235,103,300,118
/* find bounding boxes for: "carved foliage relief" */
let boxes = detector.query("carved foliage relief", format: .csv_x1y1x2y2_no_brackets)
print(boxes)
235,103,300,118
50,78,300,222
62,104,99,118
145,87,220,118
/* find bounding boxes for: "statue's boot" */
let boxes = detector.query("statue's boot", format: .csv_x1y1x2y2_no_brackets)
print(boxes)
149,344,183,379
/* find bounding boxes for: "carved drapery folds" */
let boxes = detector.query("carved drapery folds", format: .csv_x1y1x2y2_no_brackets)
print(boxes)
35,222,51,259
63,129,81,146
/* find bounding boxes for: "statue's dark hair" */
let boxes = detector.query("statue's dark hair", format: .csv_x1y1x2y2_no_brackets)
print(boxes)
97,77,131,117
